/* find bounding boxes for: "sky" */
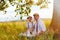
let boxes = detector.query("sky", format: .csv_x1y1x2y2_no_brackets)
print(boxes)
0,0,54,22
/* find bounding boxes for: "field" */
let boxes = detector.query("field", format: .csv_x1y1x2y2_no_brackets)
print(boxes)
0,19,54,40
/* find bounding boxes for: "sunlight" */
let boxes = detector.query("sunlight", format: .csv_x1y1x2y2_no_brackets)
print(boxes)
0,0,54,21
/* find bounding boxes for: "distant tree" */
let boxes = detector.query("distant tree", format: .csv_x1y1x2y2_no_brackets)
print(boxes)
0,0,49,19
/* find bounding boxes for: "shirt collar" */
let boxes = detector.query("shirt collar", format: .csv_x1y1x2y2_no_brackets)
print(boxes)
36,18,40,22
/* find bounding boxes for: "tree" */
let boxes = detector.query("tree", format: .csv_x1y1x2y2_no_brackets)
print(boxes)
49,0,60,39
0,0,49,20
50,0,60,34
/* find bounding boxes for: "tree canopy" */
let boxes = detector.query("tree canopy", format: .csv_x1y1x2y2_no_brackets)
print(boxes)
0,0,49,19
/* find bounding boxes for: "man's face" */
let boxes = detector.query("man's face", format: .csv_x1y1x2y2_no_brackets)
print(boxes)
34,15,39,20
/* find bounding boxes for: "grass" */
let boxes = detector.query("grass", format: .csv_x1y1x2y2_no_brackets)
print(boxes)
0,19,54,40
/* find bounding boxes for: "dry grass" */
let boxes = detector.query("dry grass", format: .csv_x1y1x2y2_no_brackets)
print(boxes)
0,19,53,40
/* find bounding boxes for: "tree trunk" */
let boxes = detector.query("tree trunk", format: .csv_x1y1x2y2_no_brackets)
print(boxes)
50,0,60,40
50,0,60,34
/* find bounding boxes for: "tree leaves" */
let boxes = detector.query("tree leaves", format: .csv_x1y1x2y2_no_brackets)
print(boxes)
0,0,49,10
18,0,22,2
9,0,13,2
0,0,49,20
36,0,44,5
0,1,5,10
0,0,9,11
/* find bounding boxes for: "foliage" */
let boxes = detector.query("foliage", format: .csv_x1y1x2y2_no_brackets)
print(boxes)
0,0,8,10
0,0,49,19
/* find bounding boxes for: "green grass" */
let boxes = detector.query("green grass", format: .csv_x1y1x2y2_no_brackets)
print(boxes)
0,19,54,40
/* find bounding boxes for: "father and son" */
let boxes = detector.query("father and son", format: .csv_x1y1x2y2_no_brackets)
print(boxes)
26,13,46,37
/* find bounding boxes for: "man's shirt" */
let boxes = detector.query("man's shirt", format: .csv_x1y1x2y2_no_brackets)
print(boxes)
33,19,46,34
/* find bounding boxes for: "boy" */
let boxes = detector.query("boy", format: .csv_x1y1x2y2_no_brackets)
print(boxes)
26,16,34,34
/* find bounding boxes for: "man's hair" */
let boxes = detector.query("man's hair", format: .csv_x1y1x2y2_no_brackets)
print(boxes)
33,13,39,16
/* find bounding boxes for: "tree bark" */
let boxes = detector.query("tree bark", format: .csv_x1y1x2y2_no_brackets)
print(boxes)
50,0,60,40
49,0,60,40
50,0,60,35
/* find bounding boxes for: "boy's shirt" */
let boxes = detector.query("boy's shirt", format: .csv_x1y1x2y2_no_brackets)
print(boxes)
26,22,34,29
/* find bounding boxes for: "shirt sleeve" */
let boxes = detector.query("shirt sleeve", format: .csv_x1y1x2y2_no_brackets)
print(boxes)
39,20,46,32
26,23,29,28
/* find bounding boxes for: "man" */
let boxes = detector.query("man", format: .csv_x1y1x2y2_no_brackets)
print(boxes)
33,13,46,36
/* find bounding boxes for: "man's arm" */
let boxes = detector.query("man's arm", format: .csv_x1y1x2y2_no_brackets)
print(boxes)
38,20,46,35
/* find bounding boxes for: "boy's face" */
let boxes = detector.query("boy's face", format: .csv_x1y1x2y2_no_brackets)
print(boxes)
34,15,39,20
28,17,32,21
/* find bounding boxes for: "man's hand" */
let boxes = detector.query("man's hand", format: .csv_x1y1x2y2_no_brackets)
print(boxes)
36,31,44,37
36,32,39,36
29,29,32,32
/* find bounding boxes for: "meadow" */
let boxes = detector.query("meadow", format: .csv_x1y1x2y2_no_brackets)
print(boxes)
0,19,54,40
